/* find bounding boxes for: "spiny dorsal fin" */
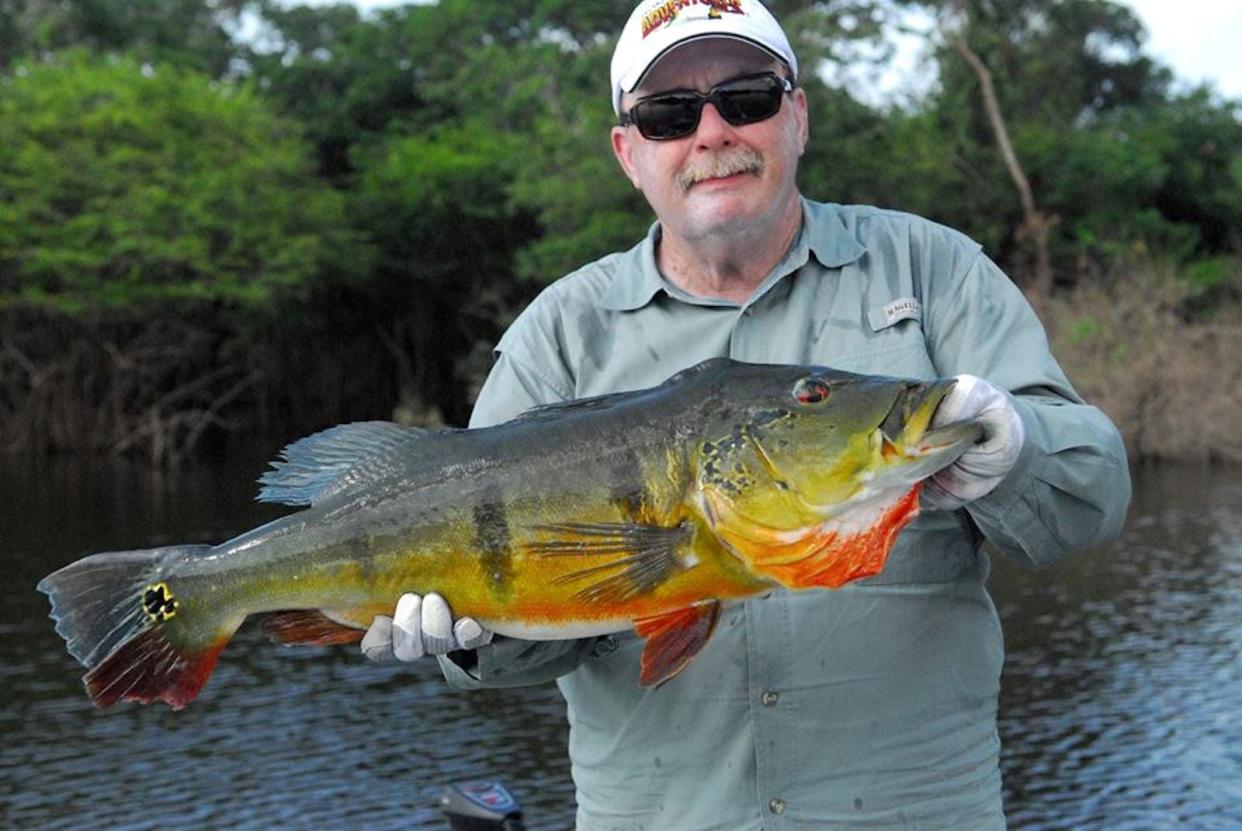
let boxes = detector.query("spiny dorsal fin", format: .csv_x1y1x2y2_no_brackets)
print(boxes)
510,391,636,423
511,358,733,424
528,521,694,604
258,421,442,507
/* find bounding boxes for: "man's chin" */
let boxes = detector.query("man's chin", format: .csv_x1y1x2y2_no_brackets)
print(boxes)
678,196,768,239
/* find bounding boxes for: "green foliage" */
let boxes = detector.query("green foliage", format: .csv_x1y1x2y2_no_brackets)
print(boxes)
243,2,424,177
889,0,1238,274
1,0,243,75
1183,257,1236,288
1068,315,1101,344
911,0,1168,125
498,43,652,283
1,0,1240,459
352,123,531,285
0,51,363,313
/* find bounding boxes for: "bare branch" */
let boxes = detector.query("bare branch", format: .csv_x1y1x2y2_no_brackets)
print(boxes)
944,0,1057,295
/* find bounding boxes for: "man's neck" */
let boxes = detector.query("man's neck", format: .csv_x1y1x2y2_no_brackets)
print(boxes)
656,198,804,305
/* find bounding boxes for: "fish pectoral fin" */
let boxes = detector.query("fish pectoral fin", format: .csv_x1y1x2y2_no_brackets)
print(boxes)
634,601,721,687
263,610,366,646
529,521,694,604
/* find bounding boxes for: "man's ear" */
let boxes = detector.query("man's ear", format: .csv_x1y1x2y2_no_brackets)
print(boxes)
612,126,643,190
792,87,809,156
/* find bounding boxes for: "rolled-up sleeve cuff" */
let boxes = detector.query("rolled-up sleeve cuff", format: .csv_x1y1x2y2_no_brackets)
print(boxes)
964,396,1131,567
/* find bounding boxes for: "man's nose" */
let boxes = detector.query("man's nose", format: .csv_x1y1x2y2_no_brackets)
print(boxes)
693,102,735,148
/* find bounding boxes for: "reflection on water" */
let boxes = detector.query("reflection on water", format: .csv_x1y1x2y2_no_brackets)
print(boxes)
1,456,1239,829
995,465,1242,830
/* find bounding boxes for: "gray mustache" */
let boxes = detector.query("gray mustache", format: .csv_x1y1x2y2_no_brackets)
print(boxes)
677,148,763,192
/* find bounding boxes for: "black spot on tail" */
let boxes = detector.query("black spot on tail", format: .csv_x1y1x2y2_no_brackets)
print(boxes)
142,583,179,622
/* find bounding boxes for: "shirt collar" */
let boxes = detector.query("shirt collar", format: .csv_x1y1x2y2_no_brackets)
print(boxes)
598,198,867,312
801,198,868,269
598,222,668,311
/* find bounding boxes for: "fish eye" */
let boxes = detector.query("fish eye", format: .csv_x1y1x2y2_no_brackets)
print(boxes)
792,377,831,404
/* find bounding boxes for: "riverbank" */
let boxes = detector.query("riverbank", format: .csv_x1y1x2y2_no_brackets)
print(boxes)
1041,258,1242,462
2,260,1239,465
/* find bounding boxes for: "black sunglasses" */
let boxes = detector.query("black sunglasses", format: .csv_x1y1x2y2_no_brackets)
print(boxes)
618,72,794,141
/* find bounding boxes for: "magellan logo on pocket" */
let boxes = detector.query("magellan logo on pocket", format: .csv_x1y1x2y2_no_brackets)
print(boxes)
884,298,921,323
869,298,922,331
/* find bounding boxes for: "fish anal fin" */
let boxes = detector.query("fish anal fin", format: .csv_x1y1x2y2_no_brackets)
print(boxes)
263,610,366,646
531,521,694,605
84,629,229,710
634,600,721,687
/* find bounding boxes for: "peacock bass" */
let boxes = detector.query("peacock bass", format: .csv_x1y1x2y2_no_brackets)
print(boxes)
39,358,983,710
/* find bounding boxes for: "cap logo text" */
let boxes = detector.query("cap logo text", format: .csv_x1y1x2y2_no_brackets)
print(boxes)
642,0,744,38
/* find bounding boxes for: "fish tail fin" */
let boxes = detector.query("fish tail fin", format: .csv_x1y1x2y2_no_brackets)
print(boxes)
38,545,237,710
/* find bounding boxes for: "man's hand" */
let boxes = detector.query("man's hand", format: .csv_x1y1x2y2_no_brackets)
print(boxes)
922,374,1026,511
361,592,493,661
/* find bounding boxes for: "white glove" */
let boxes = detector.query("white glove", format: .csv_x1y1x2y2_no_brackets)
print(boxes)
921,374,1026,511
361,592,493,662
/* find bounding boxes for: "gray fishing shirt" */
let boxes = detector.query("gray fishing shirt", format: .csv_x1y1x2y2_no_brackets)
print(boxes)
438,198,1131,830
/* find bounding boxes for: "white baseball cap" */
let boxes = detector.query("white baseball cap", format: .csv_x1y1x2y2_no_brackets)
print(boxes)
610,0,798,115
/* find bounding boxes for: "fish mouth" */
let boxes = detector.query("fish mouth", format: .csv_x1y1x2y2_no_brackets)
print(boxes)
879,378,984,468
879,379,951,445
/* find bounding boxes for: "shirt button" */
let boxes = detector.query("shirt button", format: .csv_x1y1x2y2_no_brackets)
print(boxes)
769,798,786,815
761,690,779,706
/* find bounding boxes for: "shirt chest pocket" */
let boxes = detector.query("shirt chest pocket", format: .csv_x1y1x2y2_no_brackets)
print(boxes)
808,297,937,379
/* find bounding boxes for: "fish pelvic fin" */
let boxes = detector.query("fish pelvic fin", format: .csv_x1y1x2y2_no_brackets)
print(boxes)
263,610,366,646
634,600,721,687
529,521,694,604
38,545,238,710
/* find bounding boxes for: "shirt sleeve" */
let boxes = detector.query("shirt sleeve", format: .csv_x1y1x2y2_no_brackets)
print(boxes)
925,251,1132,567
437,347,602,689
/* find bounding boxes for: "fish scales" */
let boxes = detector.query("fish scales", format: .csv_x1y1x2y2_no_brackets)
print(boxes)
38,358,984,709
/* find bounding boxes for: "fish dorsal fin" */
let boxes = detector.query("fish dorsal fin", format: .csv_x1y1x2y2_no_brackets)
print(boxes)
510,390,635,423
510,358,734,424
258,421,440,506
634,600,721,686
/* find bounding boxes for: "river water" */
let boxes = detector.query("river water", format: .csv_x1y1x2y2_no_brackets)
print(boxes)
1,454,1239,830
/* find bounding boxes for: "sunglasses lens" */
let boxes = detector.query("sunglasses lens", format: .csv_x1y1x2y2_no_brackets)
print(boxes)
627,74,788,140
715,77,784,125
633,94,703,140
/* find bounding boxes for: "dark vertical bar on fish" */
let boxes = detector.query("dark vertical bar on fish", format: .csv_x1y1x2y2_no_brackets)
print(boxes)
472,491,514,595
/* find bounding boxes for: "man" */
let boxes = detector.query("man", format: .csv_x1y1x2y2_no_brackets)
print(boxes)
362,0,1131,827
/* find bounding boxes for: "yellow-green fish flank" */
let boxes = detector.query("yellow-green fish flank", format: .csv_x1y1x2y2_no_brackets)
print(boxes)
39,358,983,708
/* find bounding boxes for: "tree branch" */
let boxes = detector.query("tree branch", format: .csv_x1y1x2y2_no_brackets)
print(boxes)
945,0,1057,295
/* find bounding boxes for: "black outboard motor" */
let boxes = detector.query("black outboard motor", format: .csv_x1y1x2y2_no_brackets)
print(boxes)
439,780,525,831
